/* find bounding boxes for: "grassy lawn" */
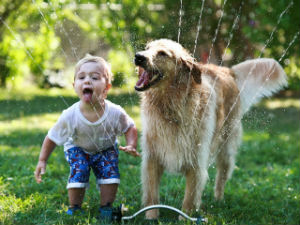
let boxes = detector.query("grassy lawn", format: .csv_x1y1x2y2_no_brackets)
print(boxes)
0,87,299,225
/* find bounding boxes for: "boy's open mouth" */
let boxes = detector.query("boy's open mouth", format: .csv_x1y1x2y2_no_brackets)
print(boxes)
83,88,93,102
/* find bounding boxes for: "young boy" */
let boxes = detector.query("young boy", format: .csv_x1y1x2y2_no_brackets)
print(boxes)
34,54,139,218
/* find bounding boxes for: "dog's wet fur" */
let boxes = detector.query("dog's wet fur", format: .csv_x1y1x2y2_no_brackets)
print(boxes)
134,39,287,219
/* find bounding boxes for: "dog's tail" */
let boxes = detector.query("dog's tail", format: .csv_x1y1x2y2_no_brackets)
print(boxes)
232,58,288,114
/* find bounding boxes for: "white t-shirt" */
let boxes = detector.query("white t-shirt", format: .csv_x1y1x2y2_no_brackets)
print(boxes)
48,100,134,154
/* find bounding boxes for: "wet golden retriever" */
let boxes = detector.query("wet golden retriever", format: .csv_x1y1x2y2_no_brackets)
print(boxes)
134,39,287,219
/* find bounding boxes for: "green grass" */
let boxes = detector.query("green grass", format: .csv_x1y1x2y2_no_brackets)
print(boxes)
0,87,299,225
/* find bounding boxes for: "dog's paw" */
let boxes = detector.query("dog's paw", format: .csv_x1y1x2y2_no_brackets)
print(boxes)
145,209,159,220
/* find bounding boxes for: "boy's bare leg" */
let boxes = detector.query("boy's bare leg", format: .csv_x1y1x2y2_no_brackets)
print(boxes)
68,188,85,207
100,184,118,206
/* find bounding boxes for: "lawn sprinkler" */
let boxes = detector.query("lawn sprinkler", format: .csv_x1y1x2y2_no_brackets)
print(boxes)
102,204,208,224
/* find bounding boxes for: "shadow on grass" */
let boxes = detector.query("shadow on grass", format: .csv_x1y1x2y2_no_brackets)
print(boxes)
243,105,300,133
0,129,46,147
0,92,139,121
241,105,300,165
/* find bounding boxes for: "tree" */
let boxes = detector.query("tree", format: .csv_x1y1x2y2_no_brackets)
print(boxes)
0,0,299,89
0,0,68,87
0,0,23,86
75,0,300,88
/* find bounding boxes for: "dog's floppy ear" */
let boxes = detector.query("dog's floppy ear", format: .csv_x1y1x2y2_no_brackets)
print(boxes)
191,64,202,84
181,58,202,84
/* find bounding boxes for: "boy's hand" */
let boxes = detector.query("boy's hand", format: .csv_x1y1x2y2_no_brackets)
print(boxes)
119,145,140,157
35,160,47,183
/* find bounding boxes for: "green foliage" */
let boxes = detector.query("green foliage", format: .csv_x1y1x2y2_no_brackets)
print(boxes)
0,88,299,224
284,56,300,90
0,0,64,87
0,0,299,89
27,24,61,87
0,30,28,87
108,49,135,87
248,0,300,89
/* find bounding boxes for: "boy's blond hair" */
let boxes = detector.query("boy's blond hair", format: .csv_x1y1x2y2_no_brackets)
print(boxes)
75,54,113,85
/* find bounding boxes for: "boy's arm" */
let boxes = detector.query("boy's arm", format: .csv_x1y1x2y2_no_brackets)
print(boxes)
35,135,56,183
119,126,140,157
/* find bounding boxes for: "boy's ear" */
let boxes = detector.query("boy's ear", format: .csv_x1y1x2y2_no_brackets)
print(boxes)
103,83,112,97
106,83,112,91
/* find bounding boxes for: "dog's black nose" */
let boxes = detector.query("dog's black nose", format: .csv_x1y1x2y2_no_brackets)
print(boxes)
135,53,146,66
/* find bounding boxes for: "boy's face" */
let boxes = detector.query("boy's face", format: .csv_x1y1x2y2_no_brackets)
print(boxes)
73,62,111,104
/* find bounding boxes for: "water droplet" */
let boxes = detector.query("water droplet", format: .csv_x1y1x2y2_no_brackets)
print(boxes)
284,59,290,65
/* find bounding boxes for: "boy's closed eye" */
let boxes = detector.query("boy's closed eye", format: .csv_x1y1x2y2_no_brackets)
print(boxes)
91,73,101,80
77,73,85,79
92,76,99,80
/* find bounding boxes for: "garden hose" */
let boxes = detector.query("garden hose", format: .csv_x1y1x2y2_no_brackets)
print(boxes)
121,204,208,224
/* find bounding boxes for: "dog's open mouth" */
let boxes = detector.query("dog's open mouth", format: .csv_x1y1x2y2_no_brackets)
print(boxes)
135,67,163,91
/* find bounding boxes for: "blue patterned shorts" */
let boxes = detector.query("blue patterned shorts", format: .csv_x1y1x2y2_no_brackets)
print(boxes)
64,146,120,189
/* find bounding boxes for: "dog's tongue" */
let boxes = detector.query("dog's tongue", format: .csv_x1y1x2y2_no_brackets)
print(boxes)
136,71,149,86
136,69,150,88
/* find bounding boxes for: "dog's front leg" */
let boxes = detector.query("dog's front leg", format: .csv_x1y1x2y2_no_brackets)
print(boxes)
182,167,208,214
141,156,164,219
182,169,197,213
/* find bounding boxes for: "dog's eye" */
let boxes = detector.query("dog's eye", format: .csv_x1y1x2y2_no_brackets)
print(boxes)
158,51,167,57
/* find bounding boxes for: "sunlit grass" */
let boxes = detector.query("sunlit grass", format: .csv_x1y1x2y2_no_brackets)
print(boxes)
0,87,299,224
0,113,60,132
243,131,270,141
262,98,300,109
0,86,76,101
